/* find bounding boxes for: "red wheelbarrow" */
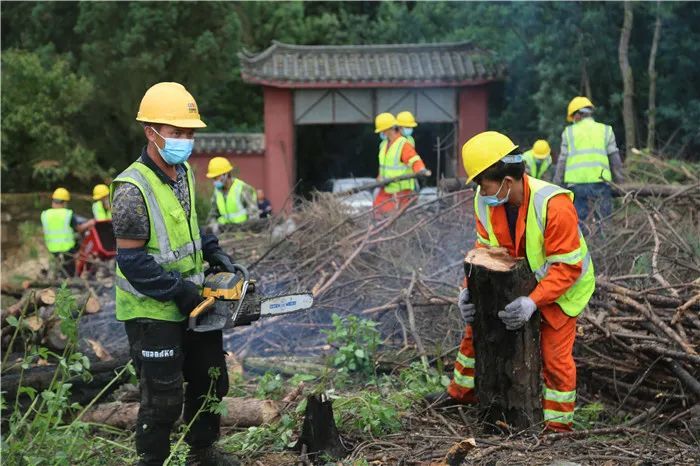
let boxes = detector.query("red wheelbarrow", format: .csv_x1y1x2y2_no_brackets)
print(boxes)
75,220,116,276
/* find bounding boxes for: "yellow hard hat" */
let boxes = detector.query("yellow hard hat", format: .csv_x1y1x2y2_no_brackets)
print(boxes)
567,96,594,122
136,82,206,128
206,157,234,179
396,111,418,128
532,140,551,159
461,131,519,184
92,184,110,200
374,112,398,133
52,187,70,202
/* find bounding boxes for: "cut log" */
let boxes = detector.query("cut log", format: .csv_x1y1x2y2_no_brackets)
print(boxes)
465,247,542,431
43,318,68,351
431,437,477,466
2,288,57,324
82,397,280,429
294,394,346,461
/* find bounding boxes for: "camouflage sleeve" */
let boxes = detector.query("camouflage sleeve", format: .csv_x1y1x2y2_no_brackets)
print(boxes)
112,182,150,240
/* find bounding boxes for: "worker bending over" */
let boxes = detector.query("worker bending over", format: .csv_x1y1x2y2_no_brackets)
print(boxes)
373,112,431,214
92,184,112,220
41,188,95,277
206,157,258,229
553,97,625,227
111,82,238,465
396,110,418,147
427,131,595,432
523,139,553,181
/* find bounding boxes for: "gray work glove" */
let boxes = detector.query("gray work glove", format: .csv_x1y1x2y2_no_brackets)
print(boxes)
418,168,432,177
498,296,537,330
458,288,476,324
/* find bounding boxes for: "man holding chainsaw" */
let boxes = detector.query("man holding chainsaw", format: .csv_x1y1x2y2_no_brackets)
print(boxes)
111,82,239,466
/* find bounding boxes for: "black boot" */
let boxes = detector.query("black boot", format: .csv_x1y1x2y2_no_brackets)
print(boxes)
186,446,240,466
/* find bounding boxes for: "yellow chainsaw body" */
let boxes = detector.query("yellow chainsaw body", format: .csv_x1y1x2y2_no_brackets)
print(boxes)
202,272,252,301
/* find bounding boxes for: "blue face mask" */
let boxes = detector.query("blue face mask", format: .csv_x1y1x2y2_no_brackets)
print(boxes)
151,127,194,165
214,180,225,190
379,133,388,141
481,179,510,207
403,128,414,137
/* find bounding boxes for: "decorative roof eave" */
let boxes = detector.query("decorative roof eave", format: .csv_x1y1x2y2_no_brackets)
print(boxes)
239,41,506,89
240,76,498,89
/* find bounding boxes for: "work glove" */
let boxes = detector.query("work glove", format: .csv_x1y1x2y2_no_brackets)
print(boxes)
208,251,237,273
498,296,537,330
418,168,432,177
458,288,476,324
173,280,205,317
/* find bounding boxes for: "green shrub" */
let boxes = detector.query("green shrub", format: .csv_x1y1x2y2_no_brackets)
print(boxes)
333,391,402,437
323,314,380,375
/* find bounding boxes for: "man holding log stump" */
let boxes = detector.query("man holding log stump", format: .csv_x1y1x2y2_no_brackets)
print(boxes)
426,131,595,432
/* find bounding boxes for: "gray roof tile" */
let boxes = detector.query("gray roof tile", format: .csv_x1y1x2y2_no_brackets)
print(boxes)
239,41,505,87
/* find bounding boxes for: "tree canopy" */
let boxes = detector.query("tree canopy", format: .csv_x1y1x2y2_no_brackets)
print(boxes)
2,1,698,192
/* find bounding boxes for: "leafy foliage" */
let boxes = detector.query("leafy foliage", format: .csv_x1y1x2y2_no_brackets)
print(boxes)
1,48,97,189
323,313,380,375
2,1,698,192
2,285,136,465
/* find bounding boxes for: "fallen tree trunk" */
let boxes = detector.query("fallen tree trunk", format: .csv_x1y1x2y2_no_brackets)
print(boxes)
2,356,130,404
465,247,542,431
82,397,280,429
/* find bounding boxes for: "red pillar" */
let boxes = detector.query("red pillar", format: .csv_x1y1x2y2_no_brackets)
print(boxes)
457,85,489,176
263,87,295,213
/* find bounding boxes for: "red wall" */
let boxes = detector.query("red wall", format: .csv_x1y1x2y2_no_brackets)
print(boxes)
457,85,489,176
189,153,266,194
263,87,295,213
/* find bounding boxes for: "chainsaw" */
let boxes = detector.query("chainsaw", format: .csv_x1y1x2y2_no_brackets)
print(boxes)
188,264,314,332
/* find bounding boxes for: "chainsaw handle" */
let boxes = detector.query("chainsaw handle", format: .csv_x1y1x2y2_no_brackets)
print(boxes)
230,263,249,281
189,296,216,330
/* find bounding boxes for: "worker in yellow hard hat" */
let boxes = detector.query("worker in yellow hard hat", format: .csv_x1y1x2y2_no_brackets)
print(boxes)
91,184,112,220
110,82,237,465
396,111,418,147
522,140,553,180
205,156,259,230
373,112,431,215
426,131,594,433
554,96,625,229
40,188,95,277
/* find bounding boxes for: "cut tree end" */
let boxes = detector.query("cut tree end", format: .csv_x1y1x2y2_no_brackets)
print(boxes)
465,247,522,273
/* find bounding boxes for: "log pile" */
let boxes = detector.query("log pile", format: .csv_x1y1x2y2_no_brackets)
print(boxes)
1,279,109,355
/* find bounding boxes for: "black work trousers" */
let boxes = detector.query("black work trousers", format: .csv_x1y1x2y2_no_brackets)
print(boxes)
125,319,229,466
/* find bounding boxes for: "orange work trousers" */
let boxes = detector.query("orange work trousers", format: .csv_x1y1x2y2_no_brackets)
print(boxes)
373,189,416,216
447,307,577,432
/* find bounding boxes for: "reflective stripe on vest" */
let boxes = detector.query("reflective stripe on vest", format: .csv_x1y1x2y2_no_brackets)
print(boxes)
111,161,203,322
473,177,595,316
378,136,416,194
564,119,612,184
215,178,248,224
523,150,552,179
92,201,112,220
41,208,76,253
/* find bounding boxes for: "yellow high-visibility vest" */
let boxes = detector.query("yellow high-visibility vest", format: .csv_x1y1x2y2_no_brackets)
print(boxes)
474,177,595,316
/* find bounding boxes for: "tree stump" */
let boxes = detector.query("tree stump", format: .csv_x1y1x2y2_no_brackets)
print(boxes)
464,247,542,431
294,394,346,463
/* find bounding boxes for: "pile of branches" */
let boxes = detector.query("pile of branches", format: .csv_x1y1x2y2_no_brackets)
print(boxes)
218,191,474,359
579,158,700,424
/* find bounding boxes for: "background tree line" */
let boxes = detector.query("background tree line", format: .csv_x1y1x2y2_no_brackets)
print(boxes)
2,1,698,192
